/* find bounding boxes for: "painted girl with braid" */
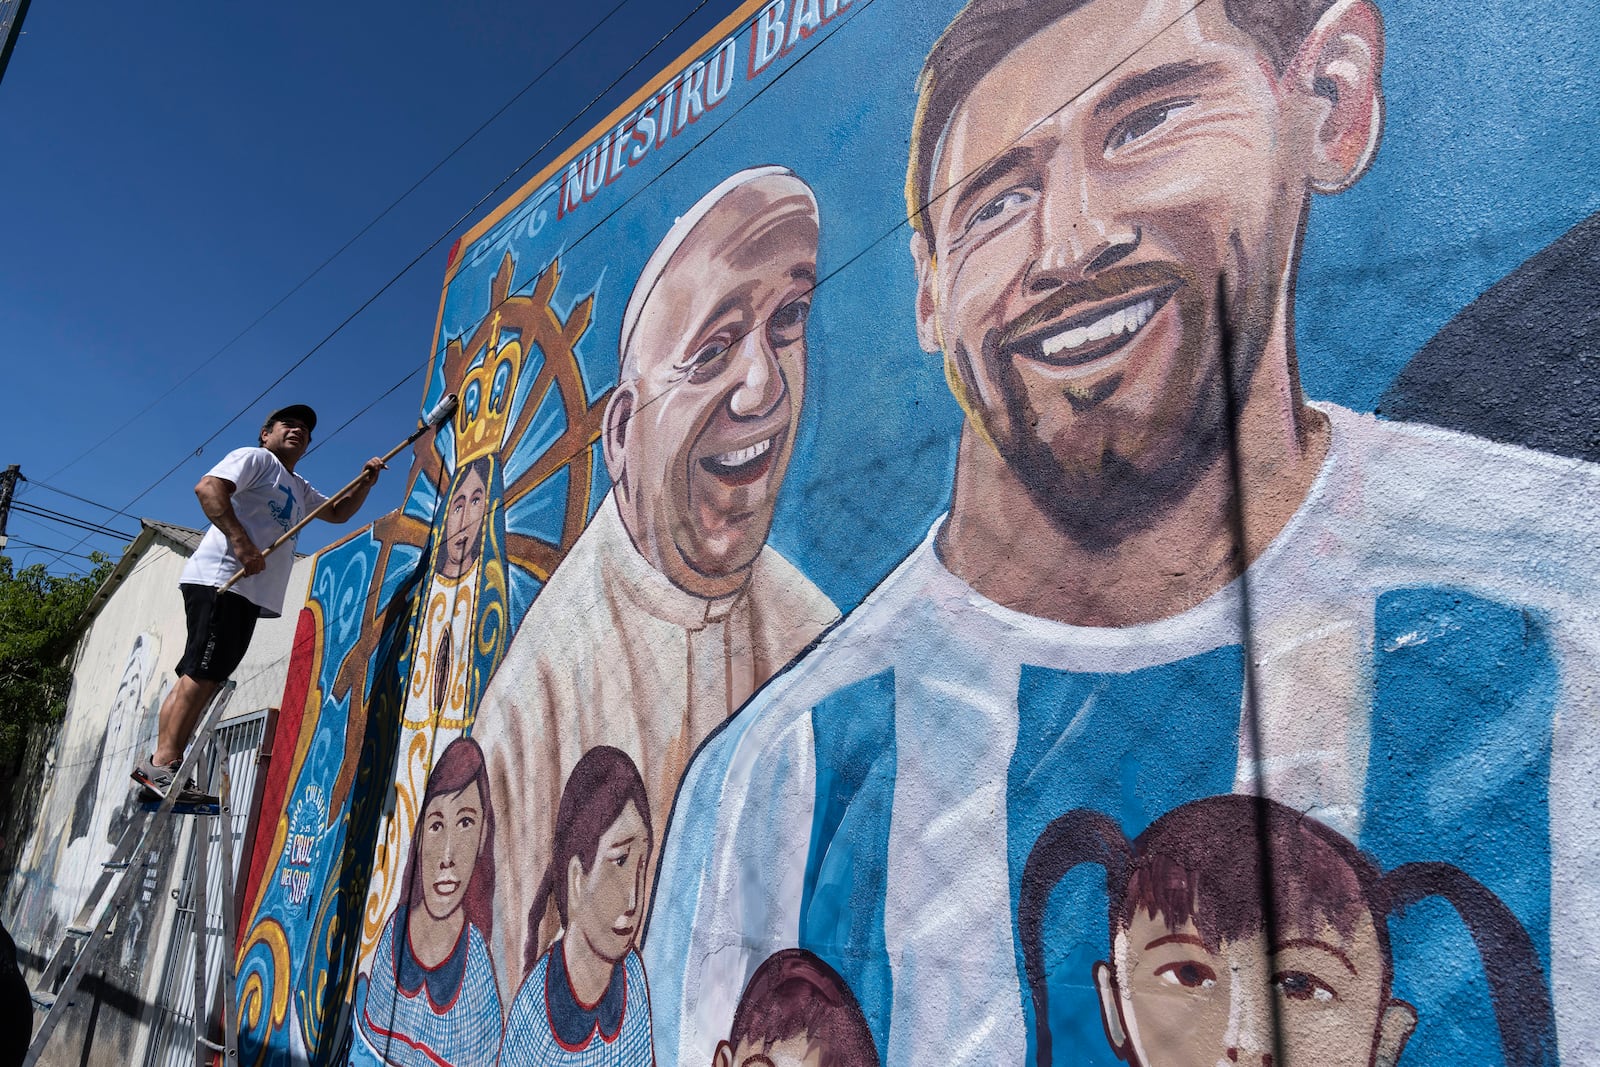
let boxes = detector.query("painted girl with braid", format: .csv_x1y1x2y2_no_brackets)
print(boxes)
498,746,655,1066
1018,795,1556,1067
351,737,502,1067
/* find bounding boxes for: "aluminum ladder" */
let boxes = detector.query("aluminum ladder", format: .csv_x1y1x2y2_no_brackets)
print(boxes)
24,680,242,1067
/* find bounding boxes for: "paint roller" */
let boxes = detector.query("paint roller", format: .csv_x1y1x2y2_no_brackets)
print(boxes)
218,393,460,594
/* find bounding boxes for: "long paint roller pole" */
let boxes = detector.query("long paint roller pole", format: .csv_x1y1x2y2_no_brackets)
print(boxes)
218,393,459,594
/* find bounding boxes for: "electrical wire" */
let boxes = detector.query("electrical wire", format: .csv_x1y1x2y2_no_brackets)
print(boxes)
34,0,721,575
2,537,104,561
11,502,135,540
39,0,644,487
11,501,138,542
14,476,125,516
303,366,427,460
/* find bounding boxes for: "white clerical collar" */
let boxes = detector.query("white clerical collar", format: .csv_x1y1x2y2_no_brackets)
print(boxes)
593,491,746,630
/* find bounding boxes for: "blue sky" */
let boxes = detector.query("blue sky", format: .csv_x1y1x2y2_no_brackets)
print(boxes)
1,0,726,574
6,0,1598,582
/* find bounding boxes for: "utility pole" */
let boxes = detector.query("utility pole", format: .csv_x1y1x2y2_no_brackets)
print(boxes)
0,0,33,88
0,464,19,552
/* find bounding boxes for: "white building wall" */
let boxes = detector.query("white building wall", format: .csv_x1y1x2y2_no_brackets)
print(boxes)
5,531,314,1067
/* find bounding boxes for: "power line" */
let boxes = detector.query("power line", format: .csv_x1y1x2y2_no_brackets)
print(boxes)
11,501,138,541
2,537,103,561
12,499,135,538
41,0,643,486
303,366,427,460
15,475,124,516
11,499,134,537
36,0,720,574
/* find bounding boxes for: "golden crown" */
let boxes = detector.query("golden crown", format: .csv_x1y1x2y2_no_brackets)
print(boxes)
453,310,524,465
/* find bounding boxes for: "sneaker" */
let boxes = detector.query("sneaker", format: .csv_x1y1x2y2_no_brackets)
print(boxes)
131,755,218,806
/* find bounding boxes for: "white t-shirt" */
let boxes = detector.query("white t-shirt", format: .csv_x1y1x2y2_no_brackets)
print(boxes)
180,446,328,617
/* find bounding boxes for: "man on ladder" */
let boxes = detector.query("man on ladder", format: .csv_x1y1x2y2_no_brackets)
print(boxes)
26,396,455,1066
131,403,384,803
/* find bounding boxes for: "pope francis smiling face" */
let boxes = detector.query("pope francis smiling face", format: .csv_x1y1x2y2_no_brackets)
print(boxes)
605,168,820,600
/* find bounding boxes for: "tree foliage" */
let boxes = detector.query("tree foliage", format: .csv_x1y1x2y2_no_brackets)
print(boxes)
0,554,114,763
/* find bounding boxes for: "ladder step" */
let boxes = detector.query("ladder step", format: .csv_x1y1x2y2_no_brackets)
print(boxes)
137,800,220,816
23,680,241,1067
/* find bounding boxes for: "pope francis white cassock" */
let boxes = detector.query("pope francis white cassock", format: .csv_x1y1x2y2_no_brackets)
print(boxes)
471,165,839,1010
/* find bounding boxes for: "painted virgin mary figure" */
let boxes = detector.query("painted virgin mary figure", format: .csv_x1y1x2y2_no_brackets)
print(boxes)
400,453,508,742
350,737,503,1066
358,451,510,965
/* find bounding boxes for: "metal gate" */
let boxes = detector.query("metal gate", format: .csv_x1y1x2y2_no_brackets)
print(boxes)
141,711,268,1067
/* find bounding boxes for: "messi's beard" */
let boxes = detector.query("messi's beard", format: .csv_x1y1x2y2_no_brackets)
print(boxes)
960,292,1260,555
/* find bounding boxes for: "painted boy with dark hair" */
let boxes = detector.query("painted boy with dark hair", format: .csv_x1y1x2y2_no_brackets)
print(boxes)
648,0,1600,1063
715,949,879,1067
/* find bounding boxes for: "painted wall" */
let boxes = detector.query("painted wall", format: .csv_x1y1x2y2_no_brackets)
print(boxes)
4,531,315,1067
236,1,1600,1065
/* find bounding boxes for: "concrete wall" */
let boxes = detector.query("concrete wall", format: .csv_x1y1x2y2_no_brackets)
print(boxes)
237,1,1600,1065
5,530,314,1066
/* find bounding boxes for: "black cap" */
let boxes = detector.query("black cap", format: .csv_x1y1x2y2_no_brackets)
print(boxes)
263,403,317,434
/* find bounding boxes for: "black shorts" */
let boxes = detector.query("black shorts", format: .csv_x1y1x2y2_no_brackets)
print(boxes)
175,583,261,682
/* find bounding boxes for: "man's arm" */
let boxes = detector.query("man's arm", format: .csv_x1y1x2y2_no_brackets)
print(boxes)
196,475,266,576
319,458,386,523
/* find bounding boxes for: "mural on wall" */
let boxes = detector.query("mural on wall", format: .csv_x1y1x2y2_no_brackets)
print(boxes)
1379,210,1600,464
237,254,611,1064
234,0,1600,1064
4,633,160,969
498,746,655,1066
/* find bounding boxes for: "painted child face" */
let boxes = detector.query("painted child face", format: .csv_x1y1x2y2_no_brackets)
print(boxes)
417,781,484,922
566,800,650,965
1095,909,1415,1067
716,1036,822,1067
